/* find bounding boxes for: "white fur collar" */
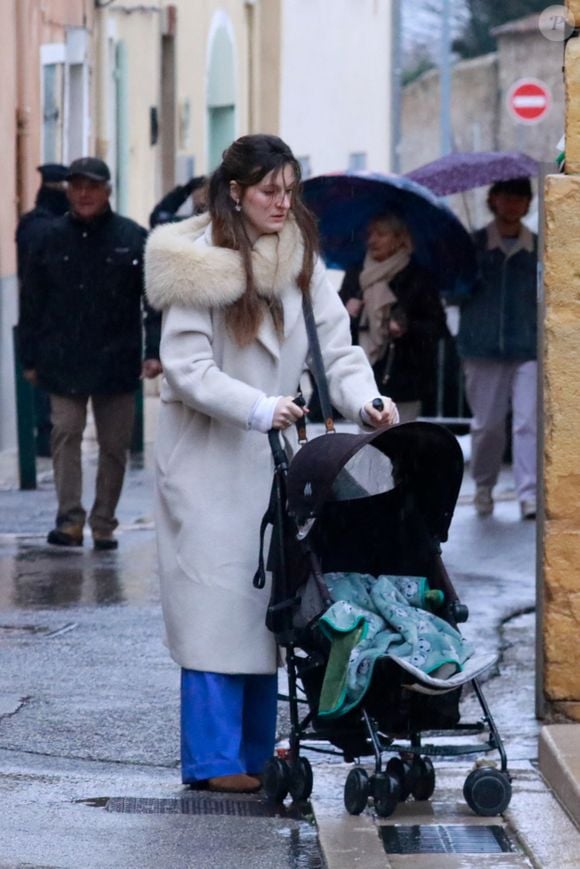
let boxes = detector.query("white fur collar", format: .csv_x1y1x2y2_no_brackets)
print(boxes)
145,213,305,310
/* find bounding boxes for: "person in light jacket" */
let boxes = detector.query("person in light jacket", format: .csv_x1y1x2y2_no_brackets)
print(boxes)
145,134,399,794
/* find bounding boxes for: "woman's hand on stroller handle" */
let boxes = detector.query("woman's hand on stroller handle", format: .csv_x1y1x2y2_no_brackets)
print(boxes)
362,396,399,427
272,395,310,430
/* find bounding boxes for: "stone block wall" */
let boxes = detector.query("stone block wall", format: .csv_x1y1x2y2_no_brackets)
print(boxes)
542,13,580,718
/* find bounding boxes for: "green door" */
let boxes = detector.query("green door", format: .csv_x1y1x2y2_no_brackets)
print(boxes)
207,25,236,170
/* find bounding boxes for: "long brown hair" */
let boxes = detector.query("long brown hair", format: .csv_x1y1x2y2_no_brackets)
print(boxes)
208,134,318,346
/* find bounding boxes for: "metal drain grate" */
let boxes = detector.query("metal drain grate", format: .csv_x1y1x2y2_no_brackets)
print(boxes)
106,795,304,819
379,824,514,854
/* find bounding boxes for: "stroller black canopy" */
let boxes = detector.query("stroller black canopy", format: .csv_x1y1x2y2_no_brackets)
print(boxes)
286,422,464,543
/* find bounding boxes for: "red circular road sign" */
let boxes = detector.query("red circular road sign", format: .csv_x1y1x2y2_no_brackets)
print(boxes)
507,78,552,125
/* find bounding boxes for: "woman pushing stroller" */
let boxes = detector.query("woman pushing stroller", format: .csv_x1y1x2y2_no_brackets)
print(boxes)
145,134,399,794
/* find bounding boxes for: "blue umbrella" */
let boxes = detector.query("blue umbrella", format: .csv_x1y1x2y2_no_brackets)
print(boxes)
302,171,477,298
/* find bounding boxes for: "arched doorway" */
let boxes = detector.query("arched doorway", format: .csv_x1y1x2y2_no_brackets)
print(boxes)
207,17,236,170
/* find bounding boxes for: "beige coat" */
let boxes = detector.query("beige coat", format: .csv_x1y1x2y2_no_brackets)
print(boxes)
145,214,381,674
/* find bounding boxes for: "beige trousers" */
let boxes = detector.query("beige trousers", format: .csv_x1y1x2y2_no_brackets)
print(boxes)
50,393,135,535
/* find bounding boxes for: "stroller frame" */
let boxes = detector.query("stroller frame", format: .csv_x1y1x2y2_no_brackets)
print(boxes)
258,423,512,818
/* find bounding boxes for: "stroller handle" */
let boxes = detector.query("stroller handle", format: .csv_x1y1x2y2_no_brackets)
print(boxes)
268,430,288,470
267,394,308,468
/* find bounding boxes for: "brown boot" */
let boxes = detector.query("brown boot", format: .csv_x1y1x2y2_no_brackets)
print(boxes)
207,774,261,793
92,531,118,551
47,524,83,547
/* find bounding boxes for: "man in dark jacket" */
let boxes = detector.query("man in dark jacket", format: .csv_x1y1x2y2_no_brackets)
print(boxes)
16,163,69,456
16,163,69,280
457,178,537,520
19,157,162,550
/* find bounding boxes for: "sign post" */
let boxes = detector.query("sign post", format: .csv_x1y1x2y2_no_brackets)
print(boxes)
507,78,552,125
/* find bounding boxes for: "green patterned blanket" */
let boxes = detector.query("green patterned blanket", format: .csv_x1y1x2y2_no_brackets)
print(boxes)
317,572,473,719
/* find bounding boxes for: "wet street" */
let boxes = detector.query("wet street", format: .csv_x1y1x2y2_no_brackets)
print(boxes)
0,430,578,867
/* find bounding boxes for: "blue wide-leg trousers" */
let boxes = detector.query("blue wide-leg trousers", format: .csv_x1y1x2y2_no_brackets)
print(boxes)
180,669,278,784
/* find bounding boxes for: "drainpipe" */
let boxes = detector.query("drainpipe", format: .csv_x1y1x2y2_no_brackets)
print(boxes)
95,6,110,160
390,0,402,173
115,40,129,216
15,0,33,215
439,0,453,156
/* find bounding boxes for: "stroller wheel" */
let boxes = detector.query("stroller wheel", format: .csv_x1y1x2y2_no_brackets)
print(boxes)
410,756,436,801
288,757,313,802
371,772,400,818
386,757,413,801
463,767,512,817
344,767,370,815
263,757,290,804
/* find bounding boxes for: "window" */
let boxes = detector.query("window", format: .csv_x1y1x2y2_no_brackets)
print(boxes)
41,45,66,163
40,32,89,165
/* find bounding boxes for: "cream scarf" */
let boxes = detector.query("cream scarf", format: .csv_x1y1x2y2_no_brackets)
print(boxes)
358,248,411,364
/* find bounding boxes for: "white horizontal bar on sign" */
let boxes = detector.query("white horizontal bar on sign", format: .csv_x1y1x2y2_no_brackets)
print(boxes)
513,96,547,107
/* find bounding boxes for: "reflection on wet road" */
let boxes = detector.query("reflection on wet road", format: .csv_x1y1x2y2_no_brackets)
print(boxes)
0,532,159,611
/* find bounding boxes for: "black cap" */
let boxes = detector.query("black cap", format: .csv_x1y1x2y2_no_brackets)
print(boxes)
489,177,533,198
66,157,111,183
37,163,69,183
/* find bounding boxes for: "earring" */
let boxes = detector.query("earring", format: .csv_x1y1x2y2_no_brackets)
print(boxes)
234,201,242,212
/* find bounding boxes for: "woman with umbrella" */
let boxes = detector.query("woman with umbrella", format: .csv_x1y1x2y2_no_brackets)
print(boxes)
339,212,448,422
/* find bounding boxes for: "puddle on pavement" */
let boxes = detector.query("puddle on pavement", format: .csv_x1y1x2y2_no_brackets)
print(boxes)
0,538,158,610
77,794,324,866
277,825,325,868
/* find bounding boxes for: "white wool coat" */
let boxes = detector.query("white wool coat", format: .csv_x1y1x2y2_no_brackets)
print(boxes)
145,214,382,674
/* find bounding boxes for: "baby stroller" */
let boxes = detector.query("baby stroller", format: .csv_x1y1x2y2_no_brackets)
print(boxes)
254,418,512,819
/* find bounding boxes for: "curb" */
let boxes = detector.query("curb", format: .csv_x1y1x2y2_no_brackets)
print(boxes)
538,723,580,828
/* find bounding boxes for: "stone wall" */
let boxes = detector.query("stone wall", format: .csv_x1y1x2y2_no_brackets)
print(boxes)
400,54,499,229
495,27,565,161
400,53,499,175
401,16,564,231
541,4,580,721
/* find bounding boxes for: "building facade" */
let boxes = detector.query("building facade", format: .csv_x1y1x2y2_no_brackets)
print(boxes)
0,0,94,457
0,0,393,454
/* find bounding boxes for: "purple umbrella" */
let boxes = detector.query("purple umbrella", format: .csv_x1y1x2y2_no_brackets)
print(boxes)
406,150,539,197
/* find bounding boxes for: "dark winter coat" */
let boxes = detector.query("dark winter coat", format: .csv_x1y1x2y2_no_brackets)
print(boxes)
149,183,192,228
340,259,447,404
15,188,69,281
19,207,160,396
456,223,537,361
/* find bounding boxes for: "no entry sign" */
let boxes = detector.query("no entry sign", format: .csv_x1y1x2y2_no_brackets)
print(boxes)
507,78,552,124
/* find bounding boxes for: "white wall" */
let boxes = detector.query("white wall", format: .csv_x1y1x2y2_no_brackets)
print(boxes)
279,0,392,175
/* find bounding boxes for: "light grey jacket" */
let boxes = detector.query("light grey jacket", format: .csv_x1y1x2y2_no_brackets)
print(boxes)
145,214,383,674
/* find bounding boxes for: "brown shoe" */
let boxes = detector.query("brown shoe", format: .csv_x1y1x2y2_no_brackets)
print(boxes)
248,773,264,785
92,532,118,551
207,774,261,793
47,525,83,547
